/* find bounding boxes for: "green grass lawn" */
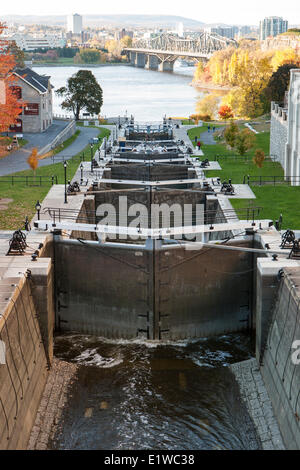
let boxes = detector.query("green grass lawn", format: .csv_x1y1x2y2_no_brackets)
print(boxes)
188,125,300,230
51,130,80,156
33,57,76,65
182,120,195,125
0,127,110,230
231,186,300,230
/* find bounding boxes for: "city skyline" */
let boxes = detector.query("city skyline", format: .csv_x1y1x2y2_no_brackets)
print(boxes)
0,0,298,26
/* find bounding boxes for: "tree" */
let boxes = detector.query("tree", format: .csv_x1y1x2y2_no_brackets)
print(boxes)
74,49,105,64
253,149,265,168
105,39,122,59
120,36,133,48
235,129,255,156
218,105,234,120
224,121,239,149
56,70,103,120
196,94,219,120
27,147,39,175
0,23,24,134
264,63,299,104
7,40,25,68
271,48,298,71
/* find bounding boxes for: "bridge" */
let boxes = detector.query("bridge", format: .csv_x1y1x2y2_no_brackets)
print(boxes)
124,32,238,72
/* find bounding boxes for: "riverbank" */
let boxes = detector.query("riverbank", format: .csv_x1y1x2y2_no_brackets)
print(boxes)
191,81,232,92
32,62,127,67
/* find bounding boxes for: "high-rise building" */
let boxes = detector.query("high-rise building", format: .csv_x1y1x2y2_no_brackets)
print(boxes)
259,16,288,40
207,26,238,39
67,13,83,35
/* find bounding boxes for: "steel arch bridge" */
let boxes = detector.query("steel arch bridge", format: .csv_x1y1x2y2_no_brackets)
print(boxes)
125,32,238,61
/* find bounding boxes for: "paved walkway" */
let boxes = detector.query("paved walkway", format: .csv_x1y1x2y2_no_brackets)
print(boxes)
201,130,219,145
230,359,285,450
27,358,78,450
173,125,204,156
0,123,100,176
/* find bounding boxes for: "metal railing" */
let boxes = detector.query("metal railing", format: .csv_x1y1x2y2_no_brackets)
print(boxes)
41,205,263,227
49,153,87,164
243,175,299,186
0,175,58,186
213,154,276,162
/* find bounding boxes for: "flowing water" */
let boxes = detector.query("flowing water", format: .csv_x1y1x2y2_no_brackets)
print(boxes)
48,332,261,451
33,63,204,121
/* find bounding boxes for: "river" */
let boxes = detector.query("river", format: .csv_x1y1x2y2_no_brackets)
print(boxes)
48,332,261,451
33,63,204,121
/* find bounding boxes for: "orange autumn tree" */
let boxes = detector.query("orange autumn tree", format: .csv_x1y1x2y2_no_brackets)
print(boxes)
218,105,234,120
0,22,24,134
27,147,39,176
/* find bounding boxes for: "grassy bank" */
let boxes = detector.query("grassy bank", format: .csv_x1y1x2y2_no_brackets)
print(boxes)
188,124,299,229
0,127,110,230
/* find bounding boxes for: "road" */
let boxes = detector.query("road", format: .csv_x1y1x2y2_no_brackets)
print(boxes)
0,121,100,176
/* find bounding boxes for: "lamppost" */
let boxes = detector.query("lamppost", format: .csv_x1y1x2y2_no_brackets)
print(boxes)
35,200,41,220
80,163,83,184
63,161,67,203
90,143,94,173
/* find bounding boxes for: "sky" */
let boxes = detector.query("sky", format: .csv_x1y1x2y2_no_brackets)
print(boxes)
1,0,299,26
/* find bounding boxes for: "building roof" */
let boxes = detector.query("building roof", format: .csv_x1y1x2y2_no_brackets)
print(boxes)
13,67,52,93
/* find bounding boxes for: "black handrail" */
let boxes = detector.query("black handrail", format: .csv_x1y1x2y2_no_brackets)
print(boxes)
0,175,58,186
243,175,299,186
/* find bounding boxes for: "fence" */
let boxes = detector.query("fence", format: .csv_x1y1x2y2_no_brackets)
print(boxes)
0,175,58,186
41,205,262,227
38,120,76,156
49,154,86,164
213,154,276,162
243,175,300,186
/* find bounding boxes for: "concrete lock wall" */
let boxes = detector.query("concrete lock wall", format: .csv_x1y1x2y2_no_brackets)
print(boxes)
94,188,206,234
0,276,52,450
54,237,254,340
259,268,300,449
106,164,193,181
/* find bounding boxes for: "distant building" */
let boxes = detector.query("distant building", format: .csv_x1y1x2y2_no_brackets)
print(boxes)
206,26,238,39
114,29,133,40
81,31,91,43
10,68,53,133
67,13,83,35
8,34,66,51
259,16,288,40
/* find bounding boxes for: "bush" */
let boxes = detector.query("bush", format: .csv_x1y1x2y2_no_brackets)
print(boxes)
253,149,265,168
235,129,256,156
224,121,239,148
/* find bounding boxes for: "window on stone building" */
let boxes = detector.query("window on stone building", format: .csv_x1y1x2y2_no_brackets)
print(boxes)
24,103,39,115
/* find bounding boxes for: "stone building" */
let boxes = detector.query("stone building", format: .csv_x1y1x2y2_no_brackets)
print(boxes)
270,101,288,168
10,67,53,133
270,69,300,185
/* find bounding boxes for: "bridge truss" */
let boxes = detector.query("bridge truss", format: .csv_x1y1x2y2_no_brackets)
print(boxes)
126,32,238,60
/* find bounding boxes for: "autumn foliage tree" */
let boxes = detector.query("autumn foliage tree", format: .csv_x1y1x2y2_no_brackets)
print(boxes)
253,149,265,168
235,129,256,156
27,147,39,175
193,40,300,119
0,22,24,134
224,120,239,148
218,105,234,120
